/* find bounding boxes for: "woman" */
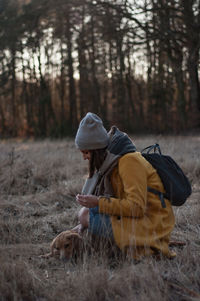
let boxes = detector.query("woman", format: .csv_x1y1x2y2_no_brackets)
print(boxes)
73,112,175,260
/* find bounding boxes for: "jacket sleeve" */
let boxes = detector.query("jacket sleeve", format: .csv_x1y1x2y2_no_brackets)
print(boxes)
98,153,148,218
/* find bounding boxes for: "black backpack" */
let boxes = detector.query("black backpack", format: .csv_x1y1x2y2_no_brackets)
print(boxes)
141,144,192,208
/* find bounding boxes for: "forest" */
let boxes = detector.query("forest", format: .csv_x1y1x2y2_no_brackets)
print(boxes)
0,0,200,137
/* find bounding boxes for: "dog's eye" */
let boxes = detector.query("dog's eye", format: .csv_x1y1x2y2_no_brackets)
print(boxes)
64,243,70,249
55,247,59,251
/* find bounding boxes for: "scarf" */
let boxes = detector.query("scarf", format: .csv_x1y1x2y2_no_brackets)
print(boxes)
81,126,136,197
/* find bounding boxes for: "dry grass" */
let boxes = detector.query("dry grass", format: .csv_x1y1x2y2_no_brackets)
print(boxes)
0,135,200,301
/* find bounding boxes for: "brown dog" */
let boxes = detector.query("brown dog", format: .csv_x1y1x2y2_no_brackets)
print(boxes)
41,230,83,261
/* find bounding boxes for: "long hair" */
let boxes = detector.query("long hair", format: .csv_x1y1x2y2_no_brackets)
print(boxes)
89,148,107,178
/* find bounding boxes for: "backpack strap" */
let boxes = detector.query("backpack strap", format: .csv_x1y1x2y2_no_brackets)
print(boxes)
147,187,166,208
141,143,162,155
142,144,166,208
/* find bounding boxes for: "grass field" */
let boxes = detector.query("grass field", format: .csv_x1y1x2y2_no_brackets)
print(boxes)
0,135,200,301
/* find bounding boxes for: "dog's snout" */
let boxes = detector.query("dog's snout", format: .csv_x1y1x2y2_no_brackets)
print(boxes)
59,249,70,261
61,256,69,262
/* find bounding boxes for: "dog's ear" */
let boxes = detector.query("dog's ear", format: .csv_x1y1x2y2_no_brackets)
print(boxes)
68,232,83,261
68,232,83,250
68,232,82,243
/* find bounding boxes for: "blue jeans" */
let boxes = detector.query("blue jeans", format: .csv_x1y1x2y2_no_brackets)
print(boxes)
88,206,114,240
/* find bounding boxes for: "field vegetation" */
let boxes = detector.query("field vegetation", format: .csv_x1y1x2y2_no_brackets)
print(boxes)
0,135,200,300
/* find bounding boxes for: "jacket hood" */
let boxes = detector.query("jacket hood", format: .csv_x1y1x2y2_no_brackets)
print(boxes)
97,126,136,176
107,126,136,156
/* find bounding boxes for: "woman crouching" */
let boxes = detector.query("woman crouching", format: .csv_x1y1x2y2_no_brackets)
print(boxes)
73,112,175,260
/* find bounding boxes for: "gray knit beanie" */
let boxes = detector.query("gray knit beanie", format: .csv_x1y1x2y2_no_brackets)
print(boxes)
75,112,109,150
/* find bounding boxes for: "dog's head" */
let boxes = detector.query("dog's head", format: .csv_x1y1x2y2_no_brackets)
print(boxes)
50,230,83,261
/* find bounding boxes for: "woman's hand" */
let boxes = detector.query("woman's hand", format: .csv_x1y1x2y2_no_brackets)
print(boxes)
76,194,99,208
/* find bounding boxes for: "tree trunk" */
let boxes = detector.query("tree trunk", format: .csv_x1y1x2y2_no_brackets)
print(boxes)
66,11,78,129
116,34,126,128
182,0,200,125
59,42,66,132
20,42,33,134
90,13,101,114
10,47,17,135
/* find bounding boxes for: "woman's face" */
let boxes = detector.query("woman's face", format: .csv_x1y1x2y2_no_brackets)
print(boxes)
80,150,91,161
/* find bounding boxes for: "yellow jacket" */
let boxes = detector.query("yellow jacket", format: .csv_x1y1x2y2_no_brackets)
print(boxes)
99,152,175,259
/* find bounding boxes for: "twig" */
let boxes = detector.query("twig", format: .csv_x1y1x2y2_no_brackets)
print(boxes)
167,280,200,299
169,240,186,247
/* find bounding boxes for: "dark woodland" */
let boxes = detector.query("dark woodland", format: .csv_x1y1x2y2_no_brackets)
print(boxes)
0,0,200,137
